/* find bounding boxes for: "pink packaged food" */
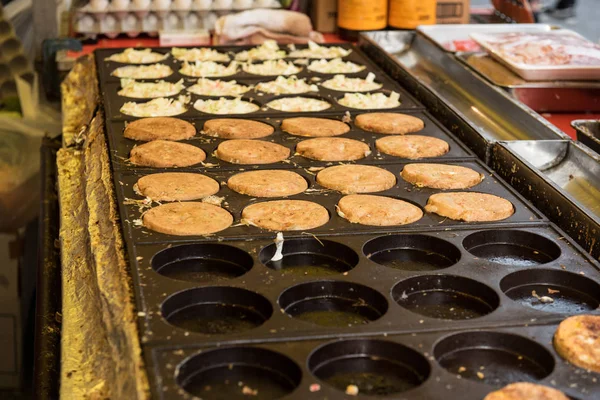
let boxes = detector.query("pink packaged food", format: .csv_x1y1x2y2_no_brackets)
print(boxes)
471,31,600,81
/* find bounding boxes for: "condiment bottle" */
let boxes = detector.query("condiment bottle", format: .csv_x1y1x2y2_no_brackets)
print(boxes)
388,0,437,29
337,0,388,41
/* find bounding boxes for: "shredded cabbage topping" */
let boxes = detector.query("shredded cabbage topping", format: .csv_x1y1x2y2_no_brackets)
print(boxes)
322,73,382,92
118,79,185,98
111,63,173,79
235,40,286,61
180,61,239,77
187,78,251,96
194,97,259,114
243,60,302,76
106,48,168,64
255,76,318,94
338,92,401,109
289,41,352,59
308,58,365,74
120,95,190,117
266,97,331,112
171,47,230,62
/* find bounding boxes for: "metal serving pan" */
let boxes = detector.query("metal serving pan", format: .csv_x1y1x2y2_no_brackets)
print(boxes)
358,30,568,162
572,119,600,154
492,140,600,259
456,52,600,112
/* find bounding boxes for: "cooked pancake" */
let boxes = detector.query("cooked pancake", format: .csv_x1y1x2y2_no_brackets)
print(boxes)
400,163,483,189
202,119,274,139
281,117,350,137
425,192,514,222
143,202,232,236
376,135,449,159
337,195,423,226
124,117,196,141
242,200,329,231
355,113,425,134
484,383,569,400
316,165,396,194
227,170,307,197
554,315,600,373
216,140,290,164
135,173,219,201
129,140,206,168
296,138,370,161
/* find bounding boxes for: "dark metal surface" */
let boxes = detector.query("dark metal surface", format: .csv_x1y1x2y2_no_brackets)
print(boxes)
34,136,62,400
147,324,600,400
358,31,569,161
95,43,600,400
492,140,600,259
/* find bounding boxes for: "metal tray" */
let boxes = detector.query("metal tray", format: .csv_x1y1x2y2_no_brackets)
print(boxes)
130,224,600,349
94,43,600,400
456,52,600,113
492,140,600,259
147,323,600,399
115,159,546,245
573,119,600,155
470,30,600,82
417,23,554,53
105,110,475,171
95,43,424,121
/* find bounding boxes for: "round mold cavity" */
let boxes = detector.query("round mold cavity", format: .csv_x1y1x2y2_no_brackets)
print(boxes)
151,243,253,283
364,234,461,271
259,238,359,277
8,54,28,75
308,339,430,396
0,64,10,80
392,275,499,320
278,281,388,328
177,347,301,400
0,21,12,38
500,269,600,314
161,287,272,335
463,230,561,266
1,80,16,97
1,38,21,58
434,331,555,387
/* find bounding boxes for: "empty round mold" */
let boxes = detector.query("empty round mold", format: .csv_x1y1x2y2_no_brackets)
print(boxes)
151,243,253,283
1,80,16,97
392,275,499,320
278,281,388,328
161,287,272,334
8,54,28,75
434,331,555,386
500,269,600,314
364,234,461,271
1,38,21,59
309,339,430,396
177,347,301,400
0,21,12,37
259,238,359,277
463,230,561,266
